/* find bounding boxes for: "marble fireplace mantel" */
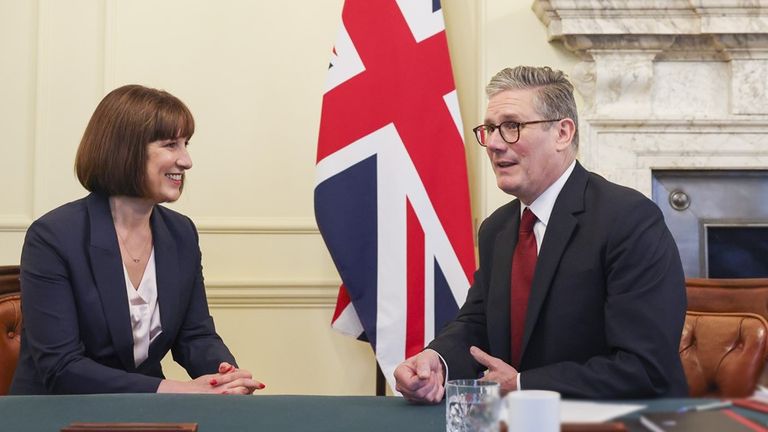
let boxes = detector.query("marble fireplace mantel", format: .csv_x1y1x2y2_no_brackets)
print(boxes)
532,0,768,196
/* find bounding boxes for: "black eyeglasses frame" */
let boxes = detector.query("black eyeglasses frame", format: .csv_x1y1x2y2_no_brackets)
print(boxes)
472,119,563,146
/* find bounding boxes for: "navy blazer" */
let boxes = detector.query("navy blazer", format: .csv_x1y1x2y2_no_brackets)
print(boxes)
429,162,688,399
10,193,236,394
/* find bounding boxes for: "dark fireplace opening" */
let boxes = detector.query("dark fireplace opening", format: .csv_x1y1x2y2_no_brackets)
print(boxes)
706,225,768,278
652,169,768,278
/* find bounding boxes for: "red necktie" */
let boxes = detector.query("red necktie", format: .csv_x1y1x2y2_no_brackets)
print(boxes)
510,208,537,368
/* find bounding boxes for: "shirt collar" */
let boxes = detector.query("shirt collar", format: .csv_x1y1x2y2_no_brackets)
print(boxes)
521,160,576,226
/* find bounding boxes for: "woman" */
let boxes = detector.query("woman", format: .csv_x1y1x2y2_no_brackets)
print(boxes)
10,85,264,394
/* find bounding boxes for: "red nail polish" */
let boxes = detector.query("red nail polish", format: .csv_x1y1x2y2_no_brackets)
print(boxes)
258,383,266,390
209,379,218,386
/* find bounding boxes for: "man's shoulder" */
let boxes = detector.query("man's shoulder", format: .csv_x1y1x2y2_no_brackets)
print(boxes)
584,169,656,211
476,200,518,246
483,200,518,227
577,170,669,239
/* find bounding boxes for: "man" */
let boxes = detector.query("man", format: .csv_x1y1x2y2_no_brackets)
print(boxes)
393,66,688,402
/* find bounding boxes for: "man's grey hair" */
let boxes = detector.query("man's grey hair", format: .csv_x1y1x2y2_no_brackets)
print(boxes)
486,66,579,149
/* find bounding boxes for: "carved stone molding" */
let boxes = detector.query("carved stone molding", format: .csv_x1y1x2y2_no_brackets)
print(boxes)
534,1,768,40
532,0,768,193
533,0,768,109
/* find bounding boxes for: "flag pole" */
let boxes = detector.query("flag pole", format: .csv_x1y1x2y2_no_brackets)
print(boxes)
375,361,386,396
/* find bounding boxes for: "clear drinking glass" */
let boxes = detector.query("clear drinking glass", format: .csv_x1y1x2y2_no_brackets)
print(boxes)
445,379,501,432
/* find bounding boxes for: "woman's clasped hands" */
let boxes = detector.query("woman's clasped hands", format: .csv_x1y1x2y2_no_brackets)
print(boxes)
158,362,265,395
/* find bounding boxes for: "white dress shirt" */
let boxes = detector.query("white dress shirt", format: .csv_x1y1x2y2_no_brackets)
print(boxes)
523,160,576,252
122,248,163,367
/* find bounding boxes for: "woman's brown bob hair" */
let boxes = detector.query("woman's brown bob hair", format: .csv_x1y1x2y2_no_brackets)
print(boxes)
75,84,195,197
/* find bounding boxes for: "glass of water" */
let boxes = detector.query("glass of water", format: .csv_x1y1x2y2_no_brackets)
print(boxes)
445,379,500,432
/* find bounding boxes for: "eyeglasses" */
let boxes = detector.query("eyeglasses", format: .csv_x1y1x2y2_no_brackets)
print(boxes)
472,119,563,146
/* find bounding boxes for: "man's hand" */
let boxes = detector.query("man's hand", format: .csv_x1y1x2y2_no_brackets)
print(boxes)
470,346,518,395
394,349,445,404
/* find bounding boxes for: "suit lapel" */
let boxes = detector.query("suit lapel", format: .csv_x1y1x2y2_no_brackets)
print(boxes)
486,201,520,364
86,193,135,371
150,206,179,353
520,163,587,360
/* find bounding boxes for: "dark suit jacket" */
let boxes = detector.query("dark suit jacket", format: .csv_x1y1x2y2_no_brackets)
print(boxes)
429,162,688,399
10,193,236,394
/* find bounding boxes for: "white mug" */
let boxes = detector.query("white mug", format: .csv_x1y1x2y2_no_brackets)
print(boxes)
503,390,560,432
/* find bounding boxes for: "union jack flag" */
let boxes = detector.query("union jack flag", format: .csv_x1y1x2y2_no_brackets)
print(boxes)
314,0,475,392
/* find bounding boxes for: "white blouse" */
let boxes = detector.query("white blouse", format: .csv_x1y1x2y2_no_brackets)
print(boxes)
122,248,163,367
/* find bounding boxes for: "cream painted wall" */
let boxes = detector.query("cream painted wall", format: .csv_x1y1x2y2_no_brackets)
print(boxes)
0,0,577,395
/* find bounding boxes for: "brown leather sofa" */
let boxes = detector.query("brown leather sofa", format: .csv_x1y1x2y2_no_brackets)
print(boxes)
687,278,768,320
687,277,768,388
0,265,21,395
680,311,768,397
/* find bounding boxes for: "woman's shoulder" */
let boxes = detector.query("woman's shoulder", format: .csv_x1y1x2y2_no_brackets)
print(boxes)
153,204,192,224
32,195,91,229
24,195,94,252
152,204,197,236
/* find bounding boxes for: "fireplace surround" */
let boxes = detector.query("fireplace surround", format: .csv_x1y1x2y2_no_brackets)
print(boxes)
534,0,768,277
652,169,768,277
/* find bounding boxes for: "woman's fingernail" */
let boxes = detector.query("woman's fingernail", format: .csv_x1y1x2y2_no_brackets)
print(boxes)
209,379,218,386
258,383,266,390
